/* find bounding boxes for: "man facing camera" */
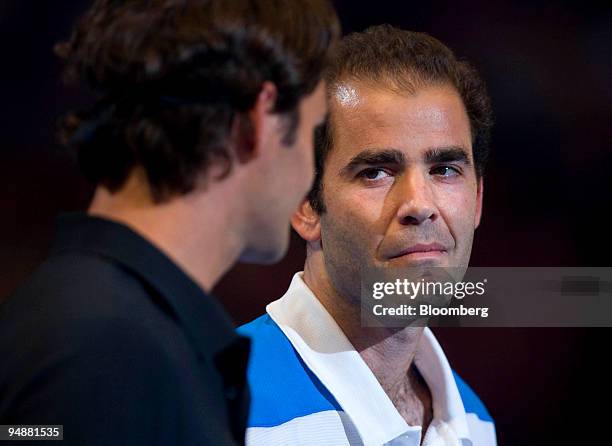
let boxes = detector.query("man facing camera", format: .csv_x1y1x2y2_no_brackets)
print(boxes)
0,1,339,445
240,25,496,445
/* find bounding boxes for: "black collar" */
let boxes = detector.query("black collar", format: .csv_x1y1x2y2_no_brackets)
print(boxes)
52,213,240,362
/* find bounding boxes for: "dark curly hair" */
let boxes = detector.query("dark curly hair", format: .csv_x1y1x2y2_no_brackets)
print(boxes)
308,24,493,213
57,0,340,202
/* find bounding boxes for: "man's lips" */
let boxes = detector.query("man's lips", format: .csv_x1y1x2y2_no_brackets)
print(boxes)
388,242,448,259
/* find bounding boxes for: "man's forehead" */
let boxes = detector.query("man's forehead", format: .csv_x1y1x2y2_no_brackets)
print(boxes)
327,80,473,163
333,83,362,108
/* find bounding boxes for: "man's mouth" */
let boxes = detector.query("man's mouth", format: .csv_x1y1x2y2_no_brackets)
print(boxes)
388,242,447,260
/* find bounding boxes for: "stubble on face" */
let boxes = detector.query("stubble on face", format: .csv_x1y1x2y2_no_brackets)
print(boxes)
317,80,482,304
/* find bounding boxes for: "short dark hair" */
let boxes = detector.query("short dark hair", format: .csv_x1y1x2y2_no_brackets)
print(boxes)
308,24,493,213
57,0,340,202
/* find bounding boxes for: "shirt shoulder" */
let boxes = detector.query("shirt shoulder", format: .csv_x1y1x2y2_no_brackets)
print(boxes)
238,314,342,427
453,371,497,445
3,249,188,337
452,371,493,423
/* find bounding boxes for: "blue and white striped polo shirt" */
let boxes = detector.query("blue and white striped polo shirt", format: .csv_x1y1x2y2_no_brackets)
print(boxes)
239,273,496,446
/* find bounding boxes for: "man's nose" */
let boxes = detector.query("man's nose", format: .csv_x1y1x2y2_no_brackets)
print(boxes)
395,168,437,225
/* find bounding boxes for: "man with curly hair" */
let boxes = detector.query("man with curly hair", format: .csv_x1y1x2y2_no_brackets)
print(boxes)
0,1,339,445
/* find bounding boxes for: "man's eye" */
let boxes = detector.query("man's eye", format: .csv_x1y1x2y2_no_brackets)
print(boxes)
431,165,461,177
358,168,391,181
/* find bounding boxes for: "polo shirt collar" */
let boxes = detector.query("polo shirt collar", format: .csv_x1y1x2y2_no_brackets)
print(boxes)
52,213,241,362
266,272,472,446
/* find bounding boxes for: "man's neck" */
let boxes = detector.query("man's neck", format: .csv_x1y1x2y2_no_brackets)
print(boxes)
88,168,244,292
303,258,433,430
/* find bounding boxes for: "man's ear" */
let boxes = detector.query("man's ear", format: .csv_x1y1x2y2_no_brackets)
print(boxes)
475,176,484,229
291,199,321,242
234,81,278,162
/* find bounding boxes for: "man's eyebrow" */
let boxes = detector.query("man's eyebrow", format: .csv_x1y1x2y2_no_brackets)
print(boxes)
425,146,472,165
340,149,406,175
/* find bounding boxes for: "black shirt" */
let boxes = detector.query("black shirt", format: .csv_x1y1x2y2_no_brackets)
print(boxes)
0,214,250,445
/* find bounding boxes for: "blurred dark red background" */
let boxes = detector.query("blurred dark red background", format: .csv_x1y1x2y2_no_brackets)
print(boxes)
1,1,610,444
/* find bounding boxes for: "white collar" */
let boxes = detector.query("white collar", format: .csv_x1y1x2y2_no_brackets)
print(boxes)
266,272,472,446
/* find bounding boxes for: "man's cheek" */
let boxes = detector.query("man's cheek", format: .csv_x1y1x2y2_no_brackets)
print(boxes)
454,219,476,255
326,216,362,253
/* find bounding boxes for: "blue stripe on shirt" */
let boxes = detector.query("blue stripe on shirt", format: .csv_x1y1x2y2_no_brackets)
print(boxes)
240,314,494,427
238,314,342,427
453,370,494,422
